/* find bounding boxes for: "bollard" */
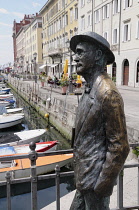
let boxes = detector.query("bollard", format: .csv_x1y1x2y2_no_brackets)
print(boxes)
29,142,38,210
5,171,11,210
117,169,124,208
55,165,60,210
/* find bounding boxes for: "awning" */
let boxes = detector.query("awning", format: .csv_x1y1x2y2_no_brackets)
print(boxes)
39,64,47,69
51,64,59,68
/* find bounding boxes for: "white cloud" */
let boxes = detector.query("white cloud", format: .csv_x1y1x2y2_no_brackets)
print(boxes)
12,12,24,19
0,8,9,14
32,2,40,7
0,22,12,27
0,35,11,39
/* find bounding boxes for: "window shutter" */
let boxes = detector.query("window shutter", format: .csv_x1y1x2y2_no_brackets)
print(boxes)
135,21,139,39
74,7,75,20
117,27,119,44
99,9,100,22
103,6,105,19
129,0,132,7
107,4,109,18
123,0,125,9
122,25,124,42
118,0,120,12
128,23,131,41
113,0,115,14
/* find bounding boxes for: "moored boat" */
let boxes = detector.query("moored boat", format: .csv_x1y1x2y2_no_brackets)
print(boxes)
0,141,58,156
0,101,10,107
0,129,47,145
0,88,11,94
0,93,13,100
0,153,73,181
0,113,24,129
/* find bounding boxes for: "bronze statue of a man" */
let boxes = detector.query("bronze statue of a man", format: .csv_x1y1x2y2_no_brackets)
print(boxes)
69,32,130,210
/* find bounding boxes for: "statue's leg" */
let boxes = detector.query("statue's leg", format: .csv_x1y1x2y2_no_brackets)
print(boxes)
84,190,110,210
70,190,85,210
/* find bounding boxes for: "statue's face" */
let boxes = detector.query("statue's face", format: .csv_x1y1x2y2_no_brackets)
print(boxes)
74,42,96,75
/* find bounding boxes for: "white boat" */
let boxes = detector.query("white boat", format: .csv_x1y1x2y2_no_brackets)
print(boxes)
0,83,6,88
0,113,24,129
0,88,11,94
1,106,23,114
0,153,73,181
0,141,58,156
7,108,23,114
0,101,10,107
0,93,13,100
0,129,47,145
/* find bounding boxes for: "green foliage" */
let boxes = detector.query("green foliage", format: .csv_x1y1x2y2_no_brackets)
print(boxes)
42,100,46,105
112,76,116,83
132,147,139,157
59,77,69,87
39,72,47,82
72,73,77,80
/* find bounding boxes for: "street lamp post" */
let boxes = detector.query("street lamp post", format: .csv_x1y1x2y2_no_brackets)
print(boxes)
20,56,24,75
66,40,73,94
32,53,37,83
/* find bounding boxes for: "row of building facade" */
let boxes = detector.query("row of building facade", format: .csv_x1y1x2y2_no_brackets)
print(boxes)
13,0,139,87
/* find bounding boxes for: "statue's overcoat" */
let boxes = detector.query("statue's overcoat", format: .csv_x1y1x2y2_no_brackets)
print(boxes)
73,71,129,197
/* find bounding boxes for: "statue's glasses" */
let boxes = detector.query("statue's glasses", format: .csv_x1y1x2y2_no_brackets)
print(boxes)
75,49,91,58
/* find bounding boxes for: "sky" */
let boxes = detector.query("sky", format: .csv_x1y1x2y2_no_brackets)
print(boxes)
0,0,47,67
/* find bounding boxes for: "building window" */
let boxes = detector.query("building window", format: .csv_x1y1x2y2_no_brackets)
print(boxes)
136,20,139,39
62,15,65,28
81,15,85,30
70,8,73,23
136,61,139,83
87,13,92,27
75,6,78,20
103,32,108,40
65,14,68,25
95,9,100,23
81,0,85,7
58,0,61,11
113,0,120,14
59,18,62,29
62,0,65,8
113,28,118,44
123,0,132,9
123,23,131,42
103,4,109,19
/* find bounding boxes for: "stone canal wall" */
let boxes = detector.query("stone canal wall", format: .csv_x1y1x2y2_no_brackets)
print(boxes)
8,76,78,140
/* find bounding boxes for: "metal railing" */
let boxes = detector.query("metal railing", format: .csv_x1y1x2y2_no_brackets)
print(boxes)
0,143,139,210
0,143,73,210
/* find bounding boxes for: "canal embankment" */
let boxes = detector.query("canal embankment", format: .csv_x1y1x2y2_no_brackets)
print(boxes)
7,76,79,141
7,76,139,148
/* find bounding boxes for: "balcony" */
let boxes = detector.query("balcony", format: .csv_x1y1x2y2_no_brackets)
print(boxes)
111,44,118,51
48,46,63,57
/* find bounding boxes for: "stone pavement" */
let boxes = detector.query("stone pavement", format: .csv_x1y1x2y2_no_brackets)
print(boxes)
38,84,139,210
38,82,139,143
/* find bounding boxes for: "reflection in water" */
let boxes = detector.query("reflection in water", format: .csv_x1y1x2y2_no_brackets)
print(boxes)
0,89,75,209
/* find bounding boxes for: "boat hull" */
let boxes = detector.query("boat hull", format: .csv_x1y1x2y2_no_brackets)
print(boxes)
0,129,46,146
0,154,73,181
0,115,24,129
15,129,46,144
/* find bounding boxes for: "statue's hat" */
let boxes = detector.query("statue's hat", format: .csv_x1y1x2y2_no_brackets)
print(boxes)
70,31,115,65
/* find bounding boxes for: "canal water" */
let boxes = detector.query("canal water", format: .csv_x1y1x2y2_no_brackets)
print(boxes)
0,89,75,210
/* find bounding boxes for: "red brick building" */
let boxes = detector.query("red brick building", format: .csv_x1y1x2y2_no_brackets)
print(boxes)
12,14,38,63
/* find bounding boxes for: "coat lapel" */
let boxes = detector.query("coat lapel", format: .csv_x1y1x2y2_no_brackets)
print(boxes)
75,74,103,139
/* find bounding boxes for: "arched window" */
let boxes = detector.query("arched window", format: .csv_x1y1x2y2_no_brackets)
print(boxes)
136,61,139,83
112,62,116,82
123,59,129,86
